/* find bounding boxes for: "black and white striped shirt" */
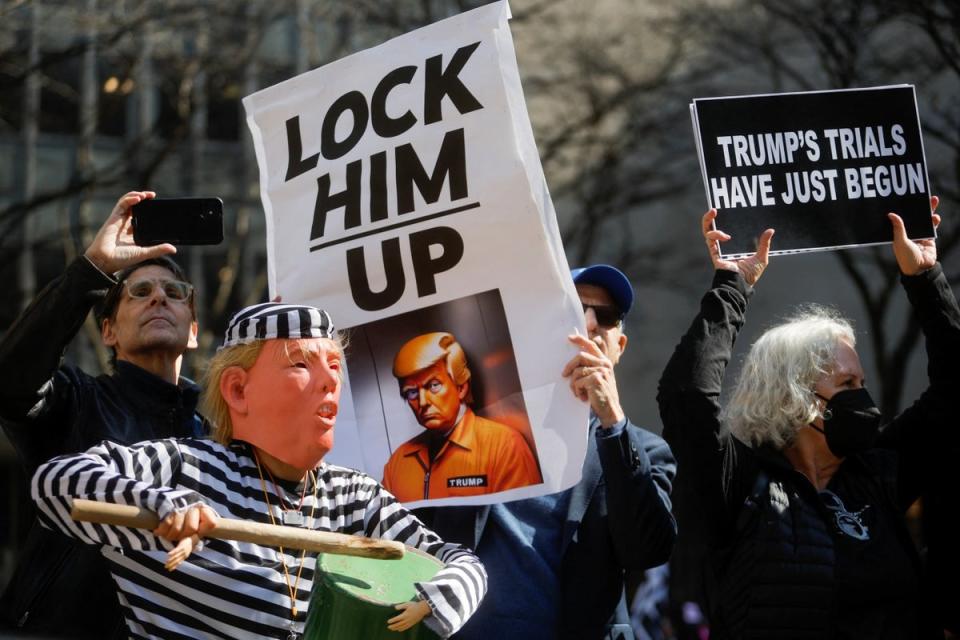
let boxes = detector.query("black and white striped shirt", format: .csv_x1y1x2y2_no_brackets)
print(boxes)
32,438,486,639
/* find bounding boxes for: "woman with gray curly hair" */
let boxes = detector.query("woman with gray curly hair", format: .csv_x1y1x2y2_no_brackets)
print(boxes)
722,305,856,451
659,199,953,639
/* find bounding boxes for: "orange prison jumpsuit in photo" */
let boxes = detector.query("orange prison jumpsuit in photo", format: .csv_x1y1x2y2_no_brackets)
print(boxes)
382,408,542,502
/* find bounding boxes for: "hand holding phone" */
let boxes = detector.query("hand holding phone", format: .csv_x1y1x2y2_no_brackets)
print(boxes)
85,191,175,275
131,197,224,246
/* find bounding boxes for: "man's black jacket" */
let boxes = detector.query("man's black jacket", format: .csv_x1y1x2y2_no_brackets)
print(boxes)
0,257,202,638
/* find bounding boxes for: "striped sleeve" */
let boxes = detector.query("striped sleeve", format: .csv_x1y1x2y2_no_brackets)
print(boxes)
363,483,487,637
31,438,205,551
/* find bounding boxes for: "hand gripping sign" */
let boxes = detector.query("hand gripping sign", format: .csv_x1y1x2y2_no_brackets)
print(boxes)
243,1,587,507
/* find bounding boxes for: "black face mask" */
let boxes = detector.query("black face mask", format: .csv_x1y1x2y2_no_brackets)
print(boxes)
810,388,882,458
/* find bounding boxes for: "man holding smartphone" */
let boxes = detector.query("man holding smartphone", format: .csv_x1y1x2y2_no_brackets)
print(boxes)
0,191,206,638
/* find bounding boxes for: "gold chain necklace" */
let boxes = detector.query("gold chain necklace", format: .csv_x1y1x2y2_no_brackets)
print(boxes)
253,450,318,637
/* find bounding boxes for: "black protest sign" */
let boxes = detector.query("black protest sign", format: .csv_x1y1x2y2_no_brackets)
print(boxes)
691,86,933,258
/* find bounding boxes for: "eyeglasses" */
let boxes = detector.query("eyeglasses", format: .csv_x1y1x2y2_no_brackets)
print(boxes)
124,278,194,302
582,303,623,329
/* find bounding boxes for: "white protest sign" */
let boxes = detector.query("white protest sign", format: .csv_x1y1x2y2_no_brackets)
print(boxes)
243,1,587,507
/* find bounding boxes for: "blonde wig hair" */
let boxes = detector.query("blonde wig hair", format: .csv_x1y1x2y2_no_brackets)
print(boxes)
721,305,855,449
201,336,345,445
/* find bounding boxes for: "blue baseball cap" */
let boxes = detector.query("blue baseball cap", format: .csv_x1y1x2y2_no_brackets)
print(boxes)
571,264,634,317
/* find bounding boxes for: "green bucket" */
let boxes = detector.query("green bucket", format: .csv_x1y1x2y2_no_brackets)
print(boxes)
304,545,442,639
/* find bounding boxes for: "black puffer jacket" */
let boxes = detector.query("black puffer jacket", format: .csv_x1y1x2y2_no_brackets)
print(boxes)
659,266,957,640
0,256,203,638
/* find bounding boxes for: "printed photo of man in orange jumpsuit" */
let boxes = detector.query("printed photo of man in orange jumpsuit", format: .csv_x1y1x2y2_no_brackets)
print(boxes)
382,332,542,502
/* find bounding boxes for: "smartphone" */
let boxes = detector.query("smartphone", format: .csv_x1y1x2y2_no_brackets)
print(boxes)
131,197,224,246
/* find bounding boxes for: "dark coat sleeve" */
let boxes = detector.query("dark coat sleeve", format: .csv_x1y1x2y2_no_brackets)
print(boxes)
657,269,760,547
0,257,115,465
875,263,960,509
595,420,677,569
0,257,114,420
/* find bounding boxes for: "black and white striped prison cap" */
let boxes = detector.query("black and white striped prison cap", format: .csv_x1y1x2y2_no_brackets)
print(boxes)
220,302,335,350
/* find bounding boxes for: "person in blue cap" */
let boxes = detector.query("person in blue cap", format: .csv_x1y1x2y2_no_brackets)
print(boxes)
565,264,638,428
415,264,677,640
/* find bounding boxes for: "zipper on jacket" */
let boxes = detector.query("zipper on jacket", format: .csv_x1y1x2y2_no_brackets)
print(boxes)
14,537,74,629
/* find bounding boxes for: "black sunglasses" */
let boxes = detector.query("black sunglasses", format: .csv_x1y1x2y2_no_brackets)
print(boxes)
582,303,624,328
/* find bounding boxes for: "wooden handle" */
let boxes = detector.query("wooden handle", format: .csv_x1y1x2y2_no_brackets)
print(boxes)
70,499,404,560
